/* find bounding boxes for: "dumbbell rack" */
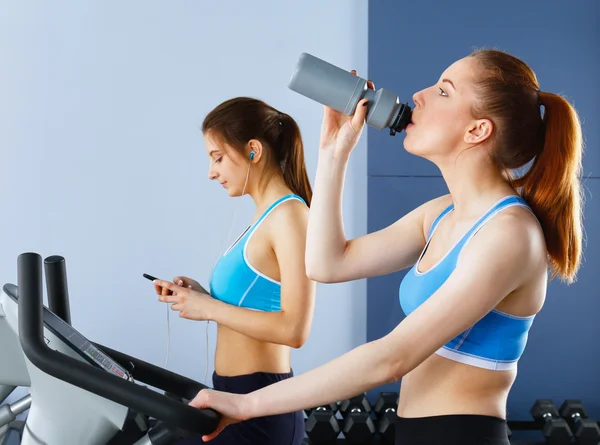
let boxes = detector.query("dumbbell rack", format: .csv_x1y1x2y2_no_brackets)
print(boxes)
302,394,600,445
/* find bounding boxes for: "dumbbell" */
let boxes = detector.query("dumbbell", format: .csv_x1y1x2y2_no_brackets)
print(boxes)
559,400,600,445
339,394,372,417
530,399,574,445
339,394,376,444
304,402,338,418
373,392,398,444
304,403,340,444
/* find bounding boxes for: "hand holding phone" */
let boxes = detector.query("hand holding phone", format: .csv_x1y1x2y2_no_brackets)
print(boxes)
143,273,174,296
173,276,210,295
143,273,210,296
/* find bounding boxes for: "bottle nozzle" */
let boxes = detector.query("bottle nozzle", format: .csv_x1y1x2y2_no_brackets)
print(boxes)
389,103,412,136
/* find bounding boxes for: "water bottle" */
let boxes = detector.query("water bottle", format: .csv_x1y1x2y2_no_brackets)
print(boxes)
288,52,412,135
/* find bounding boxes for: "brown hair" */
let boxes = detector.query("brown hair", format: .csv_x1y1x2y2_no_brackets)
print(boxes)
201,97,312,206
469,49,584,284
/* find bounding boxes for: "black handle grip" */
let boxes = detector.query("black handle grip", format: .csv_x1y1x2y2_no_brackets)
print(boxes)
44,255,71,325
17,252,220,435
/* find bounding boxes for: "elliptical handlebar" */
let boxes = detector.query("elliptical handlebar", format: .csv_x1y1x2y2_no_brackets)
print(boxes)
44,255,72,325
17,252,220,436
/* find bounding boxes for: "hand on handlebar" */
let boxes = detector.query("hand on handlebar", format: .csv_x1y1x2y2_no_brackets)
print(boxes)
187,389,251,441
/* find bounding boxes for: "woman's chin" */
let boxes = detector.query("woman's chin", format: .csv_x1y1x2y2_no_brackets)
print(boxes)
226,188,243,198
403,141,419,156
403,140,433,159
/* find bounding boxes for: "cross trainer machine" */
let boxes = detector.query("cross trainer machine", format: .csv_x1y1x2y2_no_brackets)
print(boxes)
0,252,221,444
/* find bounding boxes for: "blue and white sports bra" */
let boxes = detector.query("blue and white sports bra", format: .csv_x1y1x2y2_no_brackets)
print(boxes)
399,195,536,371
209,194,306,312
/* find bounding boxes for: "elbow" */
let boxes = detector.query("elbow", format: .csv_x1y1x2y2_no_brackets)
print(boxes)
385,358,406,384
380,341,410,383
306,269,334,284
287,336,306,349
286,326,311,349
305,258,323,282
305,242,350,283
305,259,337,283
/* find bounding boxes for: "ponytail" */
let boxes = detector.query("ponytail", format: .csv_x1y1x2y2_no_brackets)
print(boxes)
202,97,312,206
279,113,313,206
513,92,584,283
469,49,585,284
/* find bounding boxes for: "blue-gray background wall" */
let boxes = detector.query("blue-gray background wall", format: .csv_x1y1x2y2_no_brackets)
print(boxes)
366,0,599,421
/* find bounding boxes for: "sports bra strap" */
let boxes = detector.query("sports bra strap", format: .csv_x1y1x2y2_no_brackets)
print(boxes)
427,196,530,239
248,194,305,235
454,195,530,251
428,204,454,240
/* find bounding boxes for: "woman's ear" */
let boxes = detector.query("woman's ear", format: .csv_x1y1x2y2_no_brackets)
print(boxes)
247,139,263,163
464,118,493,145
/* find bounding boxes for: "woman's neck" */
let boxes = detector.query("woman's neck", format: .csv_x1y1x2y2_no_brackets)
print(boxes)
248,173,293,214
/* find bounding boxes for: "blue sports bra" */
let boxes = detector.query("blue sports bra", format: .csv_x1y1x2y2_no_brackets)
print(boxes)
209,194,306,312
399,195,536,371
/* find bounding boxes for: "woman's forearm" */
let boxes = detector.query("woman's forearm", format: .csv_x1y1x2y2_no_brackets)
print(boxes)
246,338,400,418
211,301,303,347
305,150,351,281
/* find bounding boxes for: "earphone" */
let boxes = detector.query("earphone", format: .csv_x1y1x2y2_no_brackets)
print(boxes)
249,151,255,161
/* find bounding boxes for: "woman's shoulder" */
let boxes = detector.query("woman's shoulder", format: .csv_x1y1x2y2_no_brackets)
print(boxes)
463,200,548,285
261,194,309,234
489,201,546,250
420,194,454,235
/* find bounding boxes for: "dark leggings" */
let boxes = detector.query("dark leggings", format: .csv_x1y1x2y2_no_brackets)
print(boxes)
395,414,511,445
177,370,304,445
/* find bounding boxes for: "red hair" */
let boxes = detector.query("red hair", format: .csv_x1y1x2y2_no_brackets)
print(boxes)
469,49,584,284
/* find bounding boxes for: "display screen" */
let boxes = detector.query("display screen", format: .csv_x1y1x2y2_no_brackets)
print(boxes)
4,284,131,381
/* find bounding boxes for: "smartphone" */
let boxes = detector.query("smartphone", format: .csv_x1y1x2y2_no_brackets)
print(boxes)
143,273,210,296
143,273,173,295
143,273,159,281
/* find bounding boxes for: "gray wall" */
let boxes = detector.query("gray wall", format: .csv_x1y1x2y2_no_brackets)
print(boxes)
0,0,368,390
366,0,599,421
